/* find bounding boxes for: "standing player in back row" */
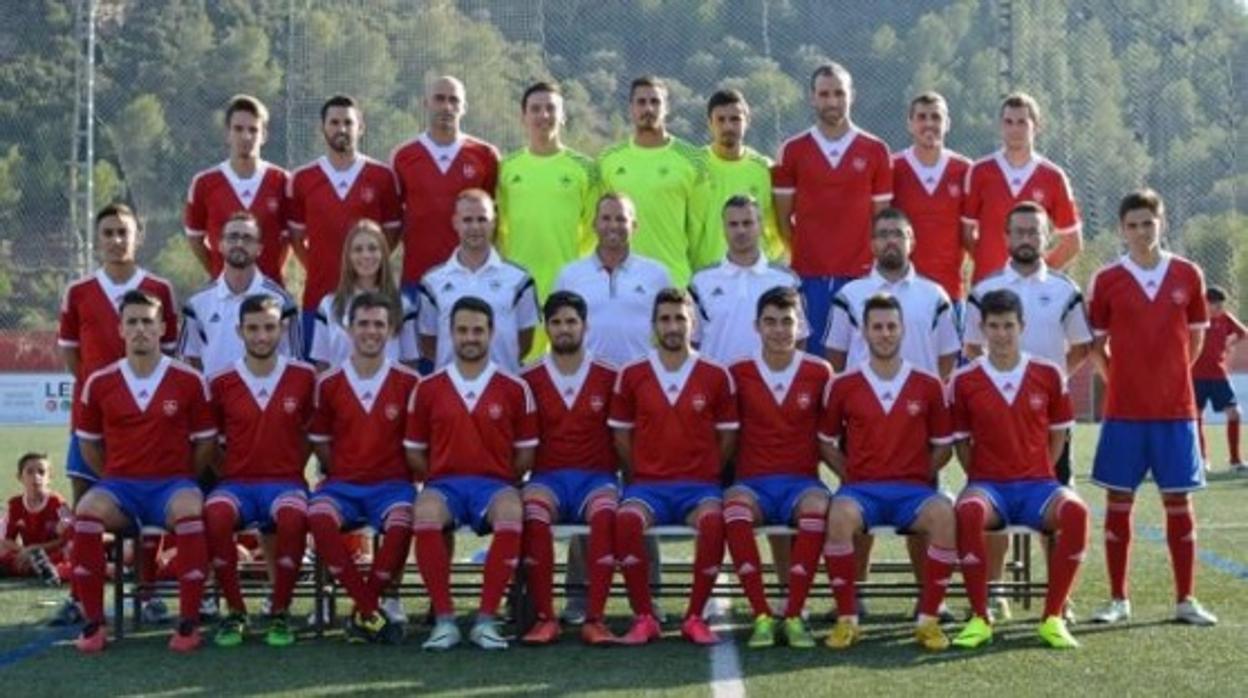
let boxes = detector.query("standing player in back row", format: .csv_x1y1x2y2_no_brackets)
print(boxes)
1191,286,1247,472
773,62,892,357
703,89,784,261
1087,189,1217,626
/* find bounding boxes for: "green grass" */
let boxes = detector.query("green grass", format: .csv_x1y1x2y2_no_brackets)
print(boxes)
0,425,1245,696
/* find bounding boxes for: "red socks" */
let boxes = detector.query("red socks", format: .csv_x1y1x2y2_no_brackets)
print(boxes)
1104,497,1134,600
480,521,521,617
308,502,378,616
270,502,308,614
784,513,826,619
584,496,617,622
1046,498,1089,617
204,500,245,613
521,499,556,620
172,516,208,623
724,502,769,617
823,541,857,618
414,521,453,617
71,516,107,624
687,509,724,620
1229,418,1242,463
918,545,957,618
367,508,412,603
613,507,654,617
1165,498,1196,602
955,497,990,619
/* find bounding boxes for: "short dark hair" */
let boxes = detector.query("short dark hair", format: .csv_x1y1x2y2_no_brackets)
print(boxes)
862,293,903,327
347,290,394,326
872,207,913,234
1207,286,1228,304
629,76,668,100
722,194,760,216
1000,92,1042,125
521,81,561,111
225,210,259,227
756,286,800,320
543,290,587,323
238,294,283,325
451,295,494,330
1118,188,1165,221
17,452,48,477
224,94,269,126
596,191,636,218
706,88,748,118
810,62,852,93
980,289,1024,324
95,202,136,228
652,287,692,322
320,95,359,123
1006,200,1049,231
118,289,161,315
908,91,948,118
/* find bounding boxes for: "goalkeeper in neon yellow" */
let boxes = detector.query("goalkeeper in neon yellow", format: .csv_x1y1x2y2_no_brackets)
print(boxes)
598,76,715,287
497,82,599,360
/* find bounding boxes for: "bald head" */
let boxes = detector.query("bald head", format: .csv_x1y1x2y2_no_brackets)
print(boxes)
425,75,466,138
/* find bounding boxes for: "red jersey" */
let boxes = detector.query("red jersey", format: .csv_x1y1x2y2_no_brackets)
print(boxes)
184,161,291,285
521,357,617,475
76,357,216,479
1192,312,1247,380
962,152,1080,283
772,127,892,277
819,363,952,485
4,494,71,549
405,363,538,483
287,156,403,308
891,148,972,299
308,360,418,484
1089,254,1208,420
608,354,738,484
729,354,833,479
950,355,1074,481
390,134,499,284
209,358,317,483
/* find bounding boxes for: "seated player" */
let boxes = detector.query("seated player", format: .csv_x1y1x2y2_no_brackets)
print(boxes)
306,292,419,644
72,289,216,653
819,293,957,651
518,291,621,646
1,453,72,583
609,288,738,646
724,286,833,649
204,295,317,647
407,296,538,651
950,289,1089,649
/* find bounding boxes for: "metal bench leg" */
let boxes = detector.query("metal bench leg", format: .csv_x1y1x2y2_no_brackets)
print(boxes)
112,535,126,641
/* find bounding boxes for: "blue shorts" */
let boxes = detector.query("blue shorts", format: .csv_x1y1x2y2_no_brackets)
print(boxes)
526,469,618,522
95,477,201,528
800,275,855,357
1194,379,1237,412
964,479,1065,531
66,433,98,483
834,482,947,533
729,475,827,525
1092,419,1204,493
424,475,516,535
207,481,307,531
622,481,721,525
311,480,415,531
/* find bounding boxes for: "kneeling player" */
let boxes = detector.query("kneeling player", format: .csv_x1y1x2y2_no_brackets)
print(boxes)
407,296,538,651
725,287,833,649
950,289,1089,649
519,291,621,646
204,295,316,647
819,293,957,651
306,293,419,644
609,289,738,646
72,290,216,653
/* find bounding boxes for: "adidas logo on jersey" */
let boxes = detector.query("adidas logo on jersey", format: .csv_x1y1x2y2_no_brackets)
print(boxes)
633,285,646,294
559,175,572,187
209,312,221,323
710,287,724,297
615,166,626,176
442,282,455,292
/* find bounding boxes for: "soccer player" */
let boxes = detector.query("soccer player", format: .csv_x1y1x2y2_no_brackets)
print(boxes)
1,454,71,583
1192,286,1247,471
203,295,317,648
288,95,402,351
407,296,538,651
724,287,832,649
71,289,216,653
180,211,300,376
392,75,500,295
598,76,713,286
891,92,972,310
691,195,804,364
517,291,620,646
497,81,598,359
306,292,419,644
704,89,784,261
609,288,738,646
185,94,291,286
1088,189,1218,626
553,193,672,367
418,189,539,372
825,208,960,379
963,92,1082,283
949,289,1089,649
818,293,957,651
773,62,892,356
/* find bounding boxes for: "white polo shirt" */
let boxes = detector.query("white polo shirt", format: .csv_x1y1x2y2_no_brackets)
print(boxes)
309,292,420,368
964,262,1092,370
418,246,539,372
553,250,671,368
825,264,960,375
179,270,300,377
689,254,806,365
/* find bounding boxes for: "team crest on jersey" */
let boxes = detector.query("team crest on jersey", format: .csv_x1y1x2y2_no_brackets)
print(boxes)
947,183,961,197
796,392,812,410
559,175,573,188
1171,288,1188,305
282,397,298,414
384,403,400,421
710,287,724,297
266,196,280,213
489,279,502,291
1038,293,1052,306
361,186,375,203
589,395,606,412
905,399,922,416
691,394,707,412
1028,393,1046,411
658,166,670,177
852,157,867,172
487,402,503,420
463,163,478,179
1031,189,1046,203
509,174,521,184
162,400,179,417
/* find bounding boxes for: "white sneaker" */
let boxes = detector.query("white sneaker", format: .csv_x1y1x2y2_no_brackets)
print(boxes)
1090,599,1132,624
140,598,170,624
422,618,462,651
468,616,509,650
200,595,220,619
989,596,1012,623
1175,597,1218,626
305,597,331,626
1229,461,1248,473
380,597,407,624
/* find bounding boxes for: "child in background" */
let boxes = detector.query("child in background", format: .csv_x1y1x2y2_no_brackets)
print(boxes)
1192,286,1248,472
1,453,72,584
